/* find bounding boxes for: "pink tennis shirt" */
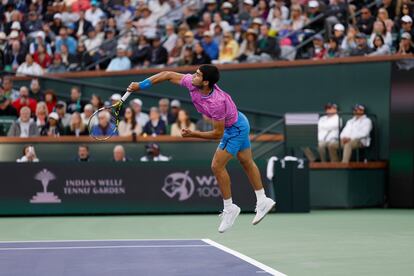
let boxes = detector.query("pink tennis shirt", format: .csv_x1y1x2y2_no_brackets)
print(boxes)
180,74,238,128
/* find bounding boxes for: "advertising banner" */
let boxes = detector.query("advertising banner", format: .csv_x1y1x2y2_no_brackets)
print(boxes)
0,162,259,215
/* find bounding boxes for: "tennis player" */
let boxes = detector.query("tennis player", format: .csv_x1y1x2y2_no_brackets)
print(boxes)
127,65,275,233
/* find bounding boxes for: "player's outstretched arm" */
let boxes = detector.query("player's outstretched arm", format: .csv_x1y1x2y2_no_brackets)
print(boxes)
181,120,225,140
127,71,185,92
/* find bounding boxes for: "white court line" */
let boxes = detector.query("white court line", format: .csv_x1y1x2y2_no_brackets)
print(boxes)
0,244,212,251
0,238,200,243
202,239,287,276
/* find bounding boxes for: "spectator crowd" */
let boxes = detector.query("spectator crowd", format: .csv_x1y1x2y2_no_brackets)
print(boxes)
0,0,413,76
16,142,171,162
0,76,214,138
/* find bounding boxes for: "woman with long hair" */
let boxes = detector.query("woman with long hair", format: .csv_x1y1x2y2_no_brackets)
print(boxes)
44,89,57,113
290,4,307,31
33,43,52,69
118,107,142,136
192,42,211,65
90,94,103,110
267,6,284,32
237,28,259,62
376,8,394,33
65,112,88,136
257,0,270,20
369,34,391,56
35,101,49,132
218,32,239,64
369,20,392,48
341,25,358,54
170,109,196,137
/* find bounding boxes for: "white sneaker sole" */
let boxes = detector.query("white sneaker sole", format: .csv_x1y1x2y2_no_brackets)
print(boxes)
218,207,241,233
252,201,276,225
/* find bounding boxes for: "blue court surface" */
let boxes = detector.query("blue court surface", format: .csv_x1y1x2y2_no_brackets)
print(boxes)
0,239,285,276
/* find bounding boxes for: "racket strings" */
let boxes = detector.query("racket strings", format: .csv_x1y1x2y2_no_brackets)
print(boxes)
88,105,122,141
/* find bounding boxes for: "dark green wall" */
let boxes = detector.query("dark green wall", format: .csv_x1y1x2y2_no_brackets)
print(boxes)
15,62,391,158
0,141,281,162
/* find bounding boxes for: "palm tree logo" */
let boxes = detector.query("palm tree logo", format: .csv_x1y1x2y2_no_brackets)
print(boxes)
30,169,61,203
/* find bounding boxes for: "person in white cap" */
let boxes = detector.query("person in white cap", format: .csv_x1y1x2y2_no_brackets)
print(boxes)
324,0,347,37
29,31,53,56
130,98,149,127
398,32,414,54
169,99,181,124
110,93,122,105
239,0,254,22
106,44,131,71
221,2,235,25
307,0,325,32
400,15,413,41
333,23,345,43
40,111,65,137
51,13,64,35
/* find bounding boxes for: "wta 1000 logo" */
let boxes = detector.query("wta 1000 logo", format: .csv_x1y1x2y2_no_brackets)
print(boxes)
162,171,220,201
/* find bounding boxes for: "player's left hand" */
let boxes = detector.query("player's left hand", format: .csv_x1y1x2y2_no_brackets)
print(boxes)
181,128,193,138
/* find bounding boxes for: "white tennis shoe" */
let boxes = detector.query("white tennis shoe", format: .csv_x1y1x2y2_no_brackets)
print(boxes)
218,204,241,233
252,197,276,225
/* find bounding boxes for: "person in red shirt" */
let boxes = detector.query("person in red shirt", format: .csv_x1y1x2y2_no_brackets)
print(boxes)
12,86,37,114
44,89,57,113
33,44,52,69
312,34,327,60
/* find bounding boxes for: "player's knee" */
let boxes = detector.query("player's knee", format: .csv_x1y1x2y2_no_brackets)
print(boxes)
211,162,223,174
239,158,252,169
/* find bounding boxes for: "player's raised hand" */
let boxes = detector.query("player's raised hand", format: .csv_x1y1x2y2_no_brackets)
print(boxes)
181,128,193,138
127,82,140,92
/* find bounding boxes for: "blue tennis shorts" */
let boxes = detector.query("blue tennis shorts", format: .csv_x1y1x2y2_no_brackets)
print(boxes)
218,112,251,157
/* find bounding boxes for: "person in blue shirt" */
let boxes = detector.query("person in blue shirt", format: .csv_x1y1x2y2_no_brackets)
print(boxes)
201,31,219,60
90,110,117,137
55,27,77,55
106,44,132,71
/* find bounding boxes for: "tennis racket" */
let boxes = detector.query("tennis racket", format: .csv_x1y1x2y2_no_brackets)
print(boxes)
88,91,132,141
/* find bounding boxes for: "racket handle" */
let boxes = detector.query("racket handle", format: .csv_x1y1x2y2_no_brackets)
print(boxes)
121,91,132,102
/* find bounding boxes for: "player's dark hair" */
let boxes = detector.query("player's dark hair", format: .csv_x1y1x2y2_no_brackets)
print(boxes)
199,64,220,89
